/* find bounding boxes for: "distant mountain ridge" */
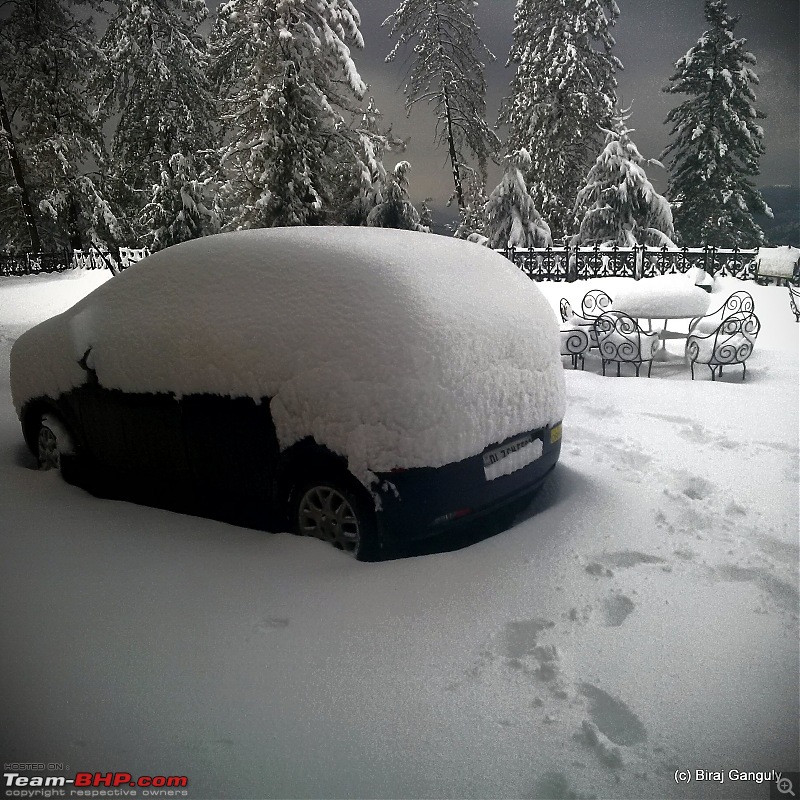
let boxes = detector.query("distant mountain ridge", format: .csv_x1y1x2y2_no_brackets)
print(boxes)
756,185,799,246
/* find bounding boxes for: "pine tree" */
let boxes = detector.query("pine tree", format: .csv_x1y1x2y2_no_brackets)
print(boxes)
336,97,407,227
573,110,675,247
384,0,499,216
210,0,368,229
499,0,621,241
99,0,219,251
366,161,428,232
662,0,770,247
484,149,552,249
0,0,121,251
454,171,489,240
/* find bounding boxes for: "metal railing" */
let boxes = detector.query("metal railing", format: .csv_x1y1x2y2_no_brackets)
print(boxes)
500,244,763,283
0,246,150,277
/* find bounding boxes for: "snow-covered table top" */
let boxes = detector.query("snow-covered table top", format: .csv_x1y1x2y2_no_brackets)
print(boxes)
611,275,712,319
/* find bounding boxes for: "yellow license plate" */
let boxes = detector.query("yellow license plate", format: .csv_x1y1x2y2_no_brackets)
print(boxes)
550,423,563,444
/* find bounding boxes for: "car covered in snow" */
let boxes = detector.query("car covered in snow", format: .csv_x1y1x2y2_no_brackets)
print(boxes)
10,227,565,559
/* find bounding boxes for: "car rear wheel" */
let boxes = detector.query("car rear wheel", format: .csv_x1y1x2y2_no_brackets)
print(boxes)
37,423,61,470
292,476,380,561
30,412,76,473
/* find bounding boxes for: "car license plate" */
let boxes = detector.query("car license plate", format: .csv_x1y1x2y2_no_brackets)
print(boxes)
483,432,543,481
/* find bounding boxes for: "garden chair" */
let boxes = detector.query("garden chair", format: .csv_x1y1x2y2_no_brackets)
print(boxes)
593,311,660,377
686,311,761,381
580,288,613,320
689,290,754,335
559,326,590,370
789,284,800,322
560,297,593,326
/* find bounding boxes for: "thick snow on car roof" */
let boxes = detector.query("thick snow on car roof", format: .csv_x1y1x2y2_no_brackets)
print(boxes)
11,227,565,481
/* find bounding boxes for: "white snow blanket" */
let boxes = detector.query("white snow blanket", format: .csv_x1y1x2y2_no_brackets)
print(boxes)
611,274,712,319
10,227,565,480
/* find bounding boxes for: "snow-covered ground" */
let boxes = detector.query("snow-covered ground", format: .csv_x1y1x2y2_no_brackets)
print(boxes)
1,267,797,800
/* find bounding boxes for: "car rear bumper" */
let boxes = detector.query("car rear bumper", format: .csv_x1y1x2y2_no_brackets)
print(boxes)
373,423,562,545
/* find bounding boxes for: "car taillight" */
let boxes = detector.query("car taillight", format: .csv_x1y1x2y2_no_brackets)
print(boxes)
433,508,473,526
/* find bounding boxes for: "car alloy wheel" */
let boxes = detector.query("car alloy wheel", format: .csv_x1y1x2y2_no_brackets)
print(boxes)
37,424,61,470
293,477,380,560
297,485,360,549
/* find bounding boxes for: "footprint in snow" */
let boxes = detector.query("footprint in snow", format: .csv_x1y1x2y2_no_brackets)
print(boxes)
602,594,636,627
576,683,648,769
710,563,799,615
601,550,667,569
254,616,290,633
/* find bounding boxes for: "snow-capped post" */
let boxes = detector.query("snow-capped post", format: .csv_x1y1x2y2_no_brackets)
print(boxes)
572,108,676,249
662,0,771,248
498,0,622,241
211,0,368,229
383,0,499,222
484,149,552,250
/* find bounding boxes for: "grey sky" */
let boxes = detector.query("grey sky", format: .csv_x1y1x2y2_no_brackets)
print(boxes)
352,1,799,212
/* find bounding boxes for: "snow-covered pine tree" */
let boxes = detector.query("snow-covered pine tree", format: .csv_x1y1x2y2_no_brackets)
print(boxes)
0,85,38,252
99,0,219,251
384,0,499,218
498,0,621,241
210,0,367,229
0,0,121,251
662,0,770,247
454,171,489,241
484,149,552,249
366,161,428,232
335,97,409,227
573,110,675,248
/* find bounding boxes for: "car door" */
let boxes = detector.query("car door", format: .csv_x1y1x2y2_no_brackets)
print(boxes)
181,394,281,527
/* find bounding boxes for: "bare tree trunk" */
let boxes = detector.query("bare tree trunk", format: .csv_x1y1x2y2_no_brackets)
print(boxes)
442,81,464,211
0,83,41,251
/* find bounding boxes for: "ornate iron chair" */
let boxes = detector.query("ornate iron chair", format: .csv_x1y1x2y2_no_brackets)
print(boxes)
581,288,613,320
789,284,800,322
690,290,754,335
593,311,660,377
560,293,610,349
559,326,590,370
686,311,761,381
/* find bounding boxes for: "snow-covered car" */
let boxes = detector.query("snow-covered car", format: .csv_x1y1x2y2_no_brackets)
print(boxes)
10,227,565,559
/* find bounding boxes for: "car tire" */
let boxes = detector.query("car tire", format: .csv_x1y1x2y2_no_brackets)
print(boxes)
35,413,74,472
290,473,380,561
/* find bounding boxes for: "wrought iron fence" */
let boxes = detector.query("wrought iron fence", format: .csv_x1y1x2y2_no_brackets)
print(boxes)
1,241,792,286
501,244,763,283
0,246,150,277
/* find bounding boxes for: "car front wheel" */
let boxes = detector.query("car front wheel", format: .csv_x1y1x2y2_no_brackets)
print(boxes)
291,476,380,561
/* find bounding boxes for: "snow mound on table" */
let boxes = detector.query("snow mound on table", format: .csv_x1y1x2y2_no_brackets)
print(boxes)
11,227,565,481
612,274,712,319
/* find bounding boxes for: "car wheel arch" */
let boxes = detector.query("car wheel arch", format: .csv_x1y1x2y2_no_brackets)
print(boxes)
277,438,381,560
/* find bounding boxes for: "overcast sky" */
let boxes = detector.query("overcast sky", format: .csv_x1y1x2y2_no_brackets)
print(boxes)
348,0,799,213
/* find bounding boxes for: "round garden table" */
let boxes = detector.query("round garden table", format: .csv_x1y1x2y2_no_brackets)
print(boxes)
610,275,713,358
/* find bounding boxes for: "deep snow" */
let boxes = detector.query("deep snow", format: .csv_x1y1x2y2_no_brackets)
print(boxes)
1,265,797,800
